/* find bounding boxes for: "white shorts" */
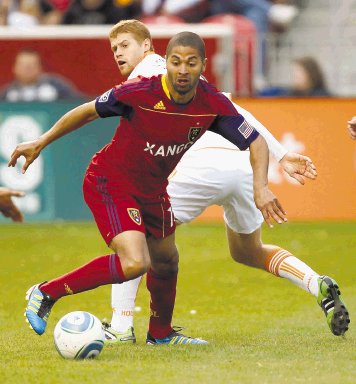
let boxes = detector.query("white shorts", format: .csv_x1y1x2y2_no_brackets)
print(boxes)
167,142,264,234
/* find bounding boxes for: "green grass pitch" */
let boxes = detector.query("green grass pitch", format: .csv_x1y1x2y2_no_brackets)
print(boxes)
0,221,355,383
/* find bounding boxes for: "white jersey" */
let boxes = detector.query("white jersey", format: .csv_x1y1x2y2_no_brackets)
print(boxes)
128,53,288,161
129,53,166,80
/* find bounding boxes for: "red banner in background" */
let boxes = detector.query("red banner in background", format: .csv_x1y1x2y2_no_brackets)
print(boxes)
0,37,220,97
197,98,356,222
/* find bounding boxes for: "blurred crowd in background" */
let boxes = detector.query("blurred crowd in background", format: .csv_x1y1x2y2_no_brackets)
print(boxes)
0,0,299,27
0,0,348,99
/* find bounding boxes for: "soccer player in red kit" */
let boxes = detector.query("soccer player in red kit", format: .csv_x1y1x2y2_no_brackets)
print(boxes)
9,32,286,344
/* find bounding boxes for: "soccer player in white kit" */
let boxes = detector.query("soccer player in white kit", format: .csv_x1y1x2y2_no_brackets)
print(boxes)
102,20,349,342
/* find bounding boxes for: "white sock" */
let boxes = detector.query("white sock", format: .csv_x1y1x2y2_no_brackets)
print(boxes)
268,250,320,297
110,276,142,332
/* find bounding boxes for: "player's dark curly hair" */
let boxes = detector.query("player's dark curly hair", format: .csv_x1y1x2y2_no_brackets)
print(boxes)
166,32,206,61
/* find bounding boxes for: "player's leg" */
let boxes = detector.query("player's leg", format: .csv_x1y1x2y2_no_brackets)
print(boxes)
146,232,179,339
105,169,222,342
223,152,320,291
145,232,207,345
25,230,150,335
103,276,141,343
225,211,350,335
40,230,150,299
226,224,321,293
222,150,349,335
25,174,151,335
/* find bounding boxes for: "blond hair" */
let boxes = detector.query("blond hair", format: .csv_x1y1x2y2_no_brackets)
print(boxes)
109,19,154,51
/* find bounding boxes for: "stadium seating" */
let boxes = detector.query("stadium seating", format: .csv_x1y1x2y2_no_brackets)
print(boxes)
202,14,256,96
139,15,186,25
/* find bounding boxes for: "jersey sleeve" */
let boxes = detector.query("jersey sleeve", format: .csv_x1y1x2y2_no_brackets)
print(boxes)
208,92,259,150
95,87,133,118
209,115,259,150
231,101,287,161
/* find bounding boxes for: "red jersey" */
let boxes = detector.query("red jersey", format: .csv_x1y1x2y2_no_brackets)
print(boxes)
90,75,258,200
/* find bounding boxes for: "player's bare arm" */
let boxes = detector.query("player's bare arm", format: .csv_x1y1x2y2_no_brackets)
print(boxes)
0,187,25,222
347,116,356,140
8,101,98,173
249,135,287,227
279,152,317,185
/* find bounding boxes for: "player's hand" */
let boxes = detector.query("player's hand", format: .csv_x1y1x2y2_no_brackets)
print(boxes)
0,187,25,222
279,152,317,185
8,139,43,174
347,116,356,140
254,186,287,228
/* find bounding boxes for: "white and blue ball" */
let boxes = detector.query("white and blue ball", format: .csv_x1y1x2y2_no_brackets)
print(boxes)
53,311,105,360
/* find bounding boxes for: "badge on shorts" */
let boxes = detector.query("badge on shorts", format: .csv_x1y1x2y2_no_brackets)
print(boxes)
188,127,202,142
127,208,142,225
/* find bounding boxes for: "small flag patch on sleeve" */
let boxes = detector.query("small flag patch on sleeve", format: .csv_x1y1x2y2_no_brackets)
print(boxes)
238,120,254,139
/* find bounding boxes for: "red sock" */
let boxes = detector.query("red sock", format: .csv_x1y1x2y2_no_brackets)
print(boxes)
40,254,125,300
147,269,177,339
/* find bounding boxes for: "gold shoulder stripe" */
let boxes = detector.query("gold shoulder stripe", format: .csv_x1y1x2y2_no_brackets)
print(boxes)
161,75,171,100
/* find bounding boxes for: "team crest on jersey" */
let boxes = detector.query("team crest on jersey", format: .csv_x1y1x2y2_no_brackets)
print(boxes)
188,127,202,142
127,208,141,225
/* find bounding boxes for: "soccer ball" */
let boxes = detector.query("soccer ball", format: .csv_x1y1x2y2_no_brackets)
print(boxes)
53,311,105,360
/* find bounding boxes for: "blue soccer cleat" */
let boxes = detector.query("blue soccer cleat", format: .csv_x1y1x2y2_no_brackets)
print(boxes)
25,283,56,335
146,326,208,345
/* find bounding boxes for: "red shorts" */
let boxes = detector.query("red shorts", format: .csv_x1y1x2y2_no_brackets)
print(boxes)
83,173,176,245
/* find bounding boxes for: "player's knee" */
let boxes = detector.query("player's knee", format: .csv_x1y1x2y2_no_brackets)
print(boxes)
227,226,263,267
151,249,179,275
230,239,261,265
231,243,265,269
153,263,178,276
124,255,150,278
231,247,250,264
